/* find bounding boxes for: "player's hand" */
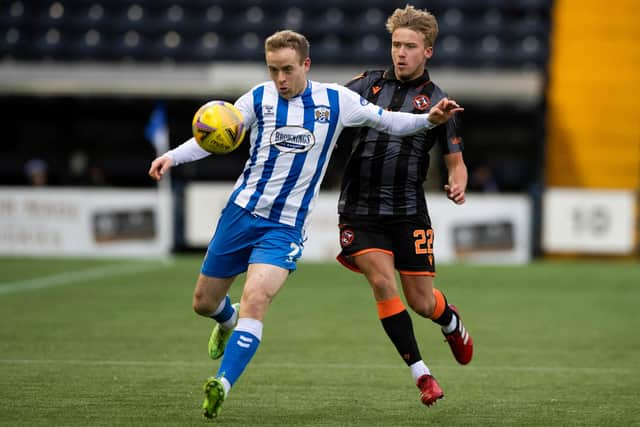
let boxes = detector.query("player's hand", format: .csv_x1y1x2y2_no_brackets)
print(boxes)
148,155,173,181
428,98,464,125
444,183,466,204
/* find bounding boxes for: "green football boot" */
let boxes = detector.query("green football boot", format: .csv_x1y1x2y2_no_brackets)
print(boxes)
208,303,240,360
202,377,226,419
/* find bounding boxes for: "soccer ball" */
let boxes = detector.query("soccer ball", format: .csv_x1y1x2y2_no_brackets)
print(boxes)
192,101,246,154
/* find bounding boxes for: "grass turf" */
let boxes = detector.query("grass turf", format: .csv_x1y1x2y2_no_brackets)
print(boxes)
0,256,639,426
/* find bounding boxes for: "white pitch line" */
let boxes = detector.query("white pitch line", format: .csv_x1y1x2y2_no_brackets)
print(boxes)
0,359,636,374
0,261,169,295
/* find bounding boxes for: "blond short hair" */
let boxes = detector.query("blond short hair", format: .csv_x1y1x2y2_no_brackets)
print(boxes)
264,30,310,64
386,5,439,47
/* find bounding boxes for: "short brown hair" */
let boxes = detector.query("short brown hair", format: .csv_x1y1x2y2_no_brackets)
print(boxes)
265,30,310,63
386,5,439,47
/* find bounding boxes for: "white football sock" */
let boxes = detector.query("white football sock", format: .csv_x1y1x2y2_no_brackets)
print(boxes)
236,317,263,340
220,377,231,396
442,315,458,334
220,309,238,331
409,360,431,381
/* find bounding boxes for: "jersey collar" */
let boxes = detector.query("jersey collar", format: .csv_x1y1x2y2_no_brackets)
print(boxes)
384,67,431,87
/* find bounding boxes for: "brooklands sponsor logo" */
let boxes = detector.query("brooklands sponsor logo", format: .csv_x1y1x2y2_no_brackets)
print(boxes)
269,126,315,153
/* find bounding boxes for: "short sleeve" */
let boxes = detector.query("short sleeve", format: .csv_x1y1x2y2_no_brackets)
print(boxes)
438,114,463,155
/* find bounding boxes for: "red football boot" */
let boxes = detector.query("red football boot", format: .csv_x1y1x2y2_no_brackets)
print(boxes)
416,374,444,406
443,304,473,365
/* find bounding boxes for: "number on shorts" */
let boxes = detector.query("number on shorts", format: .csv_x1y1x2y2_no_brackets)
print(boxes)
287,242,301,261
413,229,434,255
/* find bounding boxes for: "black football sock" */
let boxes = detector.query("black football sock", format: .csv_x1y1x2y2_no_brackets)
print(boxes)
380,309,422,366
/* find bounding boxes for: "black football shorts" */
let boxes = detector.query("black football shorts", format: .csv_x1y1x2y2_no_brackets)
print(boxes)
337,214,436,275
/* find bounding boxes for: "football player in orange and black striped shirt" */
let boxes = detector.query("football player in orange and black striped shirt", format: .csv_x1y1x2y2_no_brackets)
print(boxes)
335,5,474,406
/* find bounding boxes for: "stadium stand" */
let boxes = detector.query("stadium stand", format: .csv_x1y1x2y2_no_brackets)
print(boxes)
0,0,551,190
0,0,551,67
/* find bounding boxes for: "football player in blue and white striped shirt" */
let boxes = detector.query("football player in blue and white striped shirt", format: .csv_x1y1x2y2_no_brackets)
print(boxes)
148,29,462,419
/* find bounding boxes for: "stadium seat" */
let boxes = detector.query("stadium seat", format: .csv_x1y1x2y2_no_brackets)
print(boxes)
108,29,148,61
311,33,351,64
0,0,551,69
0,26,26,59
227,32,264,61
304,7,349,39
67,28,107,61
432,35,466,67
352,33,389,65
188,32,225,62
352,7,388,39
0,0,27,27
31,28,67,60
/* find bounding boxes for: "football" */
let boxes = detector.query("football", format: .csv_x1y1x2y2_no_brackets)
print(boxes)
192,100,246,154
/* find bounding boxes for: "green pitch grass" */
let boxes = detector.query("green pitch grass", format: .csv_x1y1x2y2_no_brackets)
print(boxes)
1,256,639,426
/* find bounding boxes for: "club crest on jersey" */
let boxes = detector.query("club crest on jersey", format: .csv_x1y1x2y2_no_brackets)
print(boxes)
314,106,331,123
413,94,431,111
360,96,369,106
270,125,315,153
263,104,275,116
340,229,355,247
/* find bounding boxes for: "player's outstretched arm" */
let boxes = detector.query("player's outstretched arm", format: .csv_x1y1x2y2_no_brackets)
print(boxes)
148,156,173,181
427,98,464,126
148,138,211,181
342,87,463,136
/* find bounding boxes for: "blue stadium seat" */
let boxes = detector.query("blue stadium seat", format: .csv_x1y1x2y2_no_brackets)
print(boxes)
432,35,466,67
108,29,148,61
311,33,350,64
0,26,28,59
33,1,69,29
512,0,553,12
109,2,153,33
187,3,236,37
484,35,510,67
352,33,389,65
437,7,467,39
276,6,305,32
352,7,388,39
508,35,548,68
305,7,349,39
227,32,264,61
0,0,551,69
187,32,225,62
68,28,108,61
0,0,28,27
508,12,550,40
68,3,111,32
31,27,68,60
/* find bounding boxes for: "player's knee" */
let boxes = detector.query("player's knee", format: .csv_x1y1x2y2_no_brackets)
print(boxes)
408,293,436,318
192,290,214,316
367,274,397,299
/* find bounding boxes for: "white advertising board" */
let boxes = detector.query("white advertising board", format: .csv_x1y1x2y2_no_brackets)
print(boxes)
184,183,233,246
184,184,532,264
428,194,532,264
0,187,172,257
542,188,636,254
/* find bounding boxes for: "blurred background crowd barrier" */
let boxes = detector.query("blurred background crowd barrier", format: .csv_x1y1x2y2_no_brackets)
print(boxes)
0,0,638,261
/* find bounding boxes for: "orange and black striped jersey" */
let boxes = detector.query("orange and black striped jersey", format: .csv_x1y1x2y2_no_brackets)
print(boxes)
337,68,463,217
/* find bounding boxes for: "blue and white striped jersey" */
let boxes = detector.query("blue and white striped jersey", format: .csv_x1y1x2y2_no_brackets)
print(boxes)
230,80,435,230
167,79,434,231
